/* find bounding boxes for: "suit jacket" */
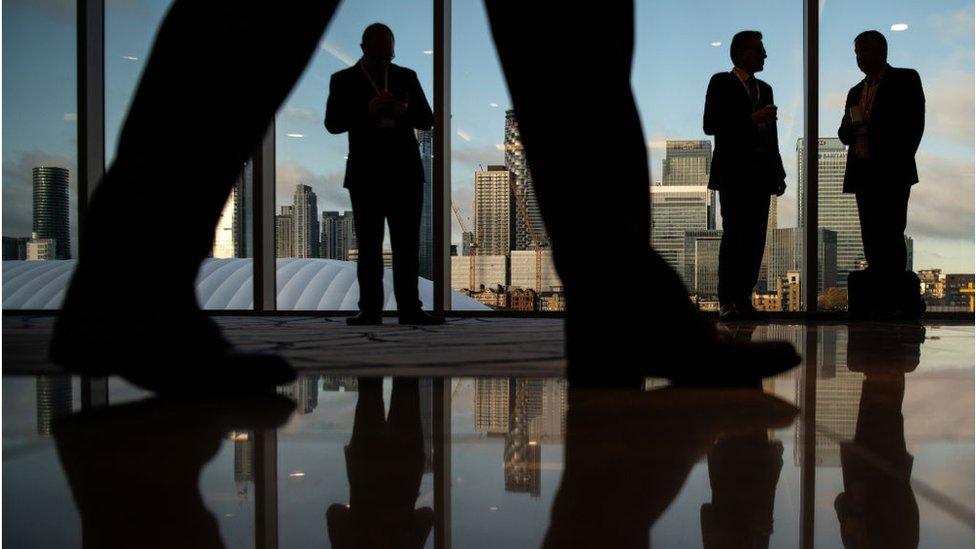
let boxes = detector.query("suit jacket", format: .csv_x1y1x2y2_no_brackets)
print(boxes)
325,62,433,189
703,71,786,193
838,65,924,193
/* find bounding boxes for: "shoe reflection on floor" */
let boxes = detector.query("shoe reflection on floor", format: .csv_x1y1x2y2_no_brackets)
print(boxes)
542,387,798,548
52,395,295,549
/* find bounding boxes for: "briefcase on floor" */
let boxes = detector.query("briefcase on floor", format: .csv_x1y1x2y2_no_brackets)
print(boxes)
848,269,925,320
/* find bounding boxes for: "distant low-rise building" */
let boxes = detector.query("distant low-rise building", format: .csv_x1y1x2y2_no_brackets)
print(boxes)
507,288,537,311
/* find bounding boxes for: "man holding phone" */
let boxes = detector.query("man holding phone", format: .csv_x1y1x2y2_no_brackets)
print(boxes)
325,23,443,326
839,30,924,315
704,30,787,321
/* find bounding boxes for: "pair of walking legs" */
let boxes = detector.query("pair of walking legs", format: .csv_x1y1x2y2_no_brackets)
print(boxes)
52,1,799,390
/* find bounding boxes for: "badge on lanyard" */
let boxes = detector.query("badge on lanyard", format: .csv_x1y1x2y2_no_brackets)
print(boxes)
361,60,395,128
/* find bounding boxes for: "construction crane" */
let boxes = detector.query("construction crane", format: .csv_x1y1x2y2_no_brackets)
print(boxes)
509,181,544,294
451,203,477,295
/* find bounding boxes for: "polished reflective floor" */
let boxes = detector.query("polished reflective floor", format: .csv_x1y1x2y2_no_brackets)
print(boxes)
3,322,973,548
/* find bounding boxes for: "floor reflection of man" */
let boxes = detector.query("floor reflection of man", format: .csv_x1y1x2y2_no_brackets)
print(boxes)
835,325,924,548
327,377,432,549
53,396,295,549
700,432,784,548
543,388,797,549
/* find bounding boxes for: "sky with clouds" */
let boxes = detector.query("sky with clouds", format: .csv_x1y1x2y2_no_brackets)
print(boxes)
2,0,973,272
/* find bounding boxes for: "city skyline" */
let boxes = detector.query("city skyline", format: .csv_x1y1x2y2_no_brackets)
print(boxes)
2,0,972,276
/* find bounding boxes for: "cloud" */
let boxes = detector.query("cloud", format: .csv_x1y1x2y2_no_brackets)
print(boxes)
281,106,320,125
925,69,975,145
451,144,504,173
2,150,79,255
275,161,350,213
906,153,975,240
928,6,975,43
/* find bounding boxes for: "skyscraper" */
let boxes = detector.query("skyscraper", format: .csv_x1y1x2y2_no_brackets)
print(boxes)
228,431,254,483
651,185,715,281
766,227,839,294
683,229,723,298
275,205,294,258
321,211,354,260
504,378,541,497
233,160,253,258
36,375,72,436
344,212,357,256
32,166,70,259
661,140,712,186
905,235,914,271
474,166,512,256
798,138,862,288
757,196,778,292
417,129,434,279
475,378,510,435
505,110,549,251
292,184,320,258
212,191,237,258
277,374,319,414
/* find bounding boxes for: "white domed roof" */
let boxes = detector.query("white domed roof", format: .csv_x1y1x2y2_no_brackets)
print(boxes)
2,258,490,311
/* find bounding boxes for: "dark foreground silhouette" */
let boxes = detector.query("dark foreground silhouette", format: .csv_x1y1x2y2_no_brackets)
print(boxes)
51,1,800,392
53,394,295,548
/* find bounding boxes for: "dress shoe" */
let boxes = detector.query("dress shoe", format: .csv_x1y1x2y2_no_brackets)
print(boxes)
398,310,446,326
719,303,740,322
49,309,296,395
346,312,383,326
737,300,759,320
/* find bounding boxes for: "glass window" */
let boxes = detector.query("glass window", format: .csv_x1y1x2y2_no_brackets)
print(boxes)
275,0,433,312
106,0,254,311
818,0,975,312
637,2,803,312
450,0,563,313
2,0,78,307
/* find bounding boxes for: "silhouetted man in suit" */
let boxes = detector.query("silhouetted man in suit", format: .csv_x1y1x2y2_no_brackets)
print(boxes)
838,31,924,280
325,24,442,326
704,30,787,322
51,1,800,393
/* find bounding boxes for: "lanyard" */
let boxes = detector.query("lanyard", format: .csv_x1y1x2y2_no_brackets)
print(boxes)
359,60,388,95
860,78,882,121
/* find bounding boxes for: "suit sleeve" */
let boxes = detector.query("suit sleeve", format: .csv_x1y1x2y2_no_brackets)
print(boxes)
902,70,925,157
838,88,857,146
324,73,370,134
768,86,787,180
405,70,434,131
703,74,751,138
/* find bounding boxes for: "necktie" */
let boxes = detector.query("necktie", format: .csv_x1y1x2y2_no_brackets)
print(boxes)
747,76,759,108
